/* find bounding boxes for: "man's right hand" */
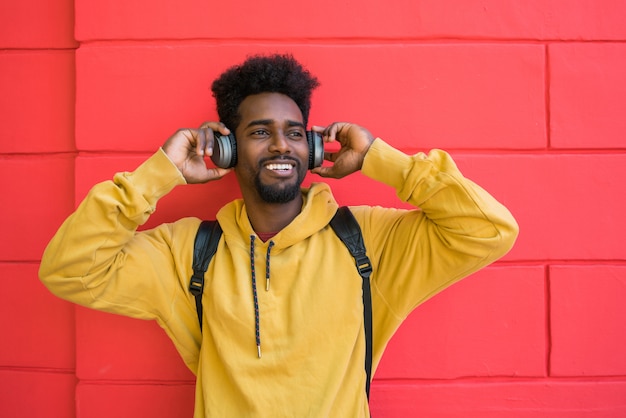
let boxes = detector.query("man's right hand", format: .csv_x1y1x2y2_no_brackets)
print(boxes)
162,122,233,184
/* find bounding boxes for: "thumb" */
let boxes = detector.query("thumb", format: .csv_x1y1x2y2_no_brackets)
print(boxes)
310,165,335,179
186,165,233,184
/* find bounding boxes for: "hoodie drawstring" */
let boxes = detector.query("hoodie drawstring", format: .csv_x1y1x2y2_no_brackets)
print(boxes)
249,235,261,358
265,241,275,291
249,235,275,359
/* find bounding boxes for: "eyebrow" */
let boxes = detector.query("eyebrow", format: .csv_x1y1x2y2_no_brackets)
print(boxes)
245,119,305,129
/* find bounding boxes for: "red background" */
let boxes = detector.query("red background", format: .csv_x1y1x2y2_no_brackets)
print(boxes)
2,0,626,416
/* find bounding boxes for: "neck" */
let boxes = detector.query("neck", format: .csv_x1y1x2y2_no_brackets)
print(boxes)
244,194,303,234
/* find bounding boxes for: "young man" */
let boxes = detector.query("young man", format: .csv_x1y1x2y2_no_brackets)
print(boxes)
40,54,519,417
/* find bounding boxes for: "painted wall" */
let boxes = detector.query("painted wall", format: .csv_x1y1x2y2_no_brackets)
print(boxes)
2,1,626,416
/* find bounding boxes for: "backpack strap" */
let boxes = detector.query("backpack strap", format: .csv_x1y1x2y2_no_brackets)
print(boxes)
189,220,222,331
329,206,373,400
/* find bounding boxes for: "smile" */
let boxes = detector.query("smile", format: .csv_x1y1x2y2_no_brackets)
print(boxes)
265,163,294,172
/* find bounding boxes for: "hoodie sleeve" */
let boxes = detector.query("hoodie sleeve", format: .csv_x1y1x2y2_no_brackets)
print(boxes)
358,138,519,321
38,149,190,321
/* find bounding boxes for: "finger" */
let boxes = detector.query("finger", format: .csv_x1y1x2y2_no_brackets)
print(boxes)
310,166,332,178
333,123,354,145
324,123,339,142
185,161,233,184
208,167,233,180
199,122,231,156
217,123,231,136
199,121,230,135
196,128,208,156
196,167,232,183
181,128,200,153
326,122,353,144
193,124,210,157
312,165,345,179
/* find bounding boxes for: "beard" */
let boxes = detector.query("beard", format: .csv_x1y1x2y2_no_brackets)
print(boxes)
254,159,307,204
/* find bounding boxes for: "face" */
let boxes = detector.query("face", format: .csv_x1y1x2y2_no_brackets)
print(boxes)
233,92,310,204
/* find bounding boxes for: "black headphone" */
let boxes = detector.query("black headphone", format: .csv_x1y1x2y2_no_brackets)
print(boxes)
211,131,324,169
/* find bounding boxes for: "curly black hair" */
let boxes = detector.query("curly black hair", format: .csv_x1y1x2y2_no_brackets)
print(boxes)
211,54,320,131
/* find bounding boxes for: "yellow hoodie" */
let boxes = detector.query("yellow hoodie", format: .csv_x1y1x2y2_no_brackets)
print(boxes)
40,138,518,417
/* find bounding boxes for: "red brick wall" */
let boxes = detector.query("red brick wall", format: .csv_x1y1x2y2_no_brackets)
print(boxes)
0,0,78,416
2,1,626,416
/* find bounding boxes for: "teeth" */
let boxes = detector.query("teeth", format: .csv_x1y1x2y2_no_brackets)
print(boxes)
266,163,292,171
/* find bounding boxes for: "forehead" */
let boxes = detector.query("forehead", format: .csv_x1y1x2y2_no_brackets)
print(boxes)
238,92,303,125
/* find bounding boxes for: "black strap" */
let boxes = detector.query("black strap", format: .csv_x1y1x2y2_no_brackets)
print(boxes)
329,206,373,400
189,220,222,331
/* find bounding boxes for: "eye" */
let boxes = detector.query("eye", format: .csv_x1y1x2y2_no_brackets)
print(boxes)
287,130,304,139
251,129,270,138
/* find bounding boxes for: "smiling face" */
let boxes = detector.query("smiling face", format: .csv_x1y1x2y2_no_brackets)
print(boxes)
233,92,310,204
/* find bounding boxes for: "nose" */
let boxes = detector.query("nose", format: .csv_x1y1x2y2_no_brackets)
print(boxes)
268,132,289,154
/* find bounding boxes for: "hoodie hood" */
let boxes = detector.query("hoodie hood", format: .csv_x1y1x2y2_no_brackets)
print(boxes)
216,182,339,250
214,182,339,357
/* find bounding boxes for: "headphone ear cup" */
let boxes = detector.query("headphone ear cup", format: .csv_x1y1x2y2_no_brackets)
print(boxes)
306,131,324,169
211,133,237,168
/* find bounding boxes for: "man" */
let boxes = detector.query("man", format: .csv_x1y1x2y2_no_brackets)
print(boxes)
40,54,518,417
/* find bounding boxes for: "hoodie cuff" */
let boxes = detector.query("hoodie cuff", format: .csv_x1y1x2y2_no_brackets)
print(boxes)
361,138,413,190
123,148,186,205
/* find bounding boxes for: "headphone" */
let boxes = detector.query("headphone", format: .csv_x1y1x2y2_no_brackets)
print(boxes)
211,131,324,169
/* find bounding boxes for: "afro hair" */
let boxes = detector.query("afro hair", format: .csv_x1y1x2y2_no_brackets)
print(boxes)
211,54,320,131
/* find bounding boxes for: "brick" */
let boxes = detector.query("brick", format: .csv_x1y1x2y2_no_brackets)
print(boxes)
0,50,75,154
376,266,546,379
0,0,76,48
76,382,194,418
76,307,195,381
550,43,626,149
0,370,75,418
0,263,75,369
369,379,626,418
310,44,546,151
74,0,626,42
550,265,626,376
414,0,626,41
74,0,423,41
74,155,148,201
75,45,219,152
452,153,626,261
0,155,75,261
76,44,544,152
